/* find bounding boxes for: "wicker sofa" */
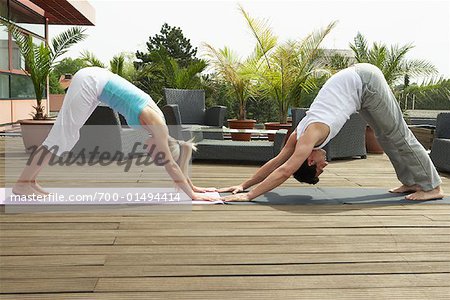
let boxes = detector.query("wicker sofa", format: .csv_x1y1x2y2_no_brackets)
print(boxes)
192,129,288,163
430,112,450,173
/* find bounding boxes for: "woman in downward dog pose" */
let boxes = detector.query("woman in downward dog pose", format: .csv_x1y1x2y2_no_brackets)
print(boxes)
13,67,216,201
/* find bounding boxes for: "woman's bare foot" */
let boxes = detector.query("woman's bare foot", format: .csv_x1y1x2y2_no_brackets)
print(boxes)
389,184,421,193
30,181,49,195
405,186,444,201
12,181,48,197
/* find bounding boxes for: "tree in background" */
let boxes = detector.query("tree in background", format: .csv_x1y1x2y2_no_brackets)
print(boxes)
400,78,450,110
136,23,198,68
134,23,204,104
349,32,437,86
80,50,136,82
49,57,87,93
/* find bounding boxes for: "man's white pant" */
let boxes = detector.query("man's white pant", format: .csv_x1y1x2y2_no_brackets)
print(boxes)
355,63,441,191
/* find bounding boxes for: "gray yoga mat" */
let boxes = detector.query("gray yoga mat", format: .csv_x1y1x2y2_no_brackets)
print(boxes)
223,187,450,205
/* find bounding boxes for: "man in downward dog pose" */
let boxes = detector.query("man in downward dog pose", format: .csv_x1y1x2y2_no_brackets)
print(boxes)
13,67,216,201
220,63,443,201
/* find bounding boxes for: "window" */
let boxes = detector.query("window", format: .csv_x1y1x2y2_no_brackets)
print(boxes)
0,73,9,98
10,32,25,70
0,0,7,20
10,73,37,99
0,25,8,70
9,0,45,38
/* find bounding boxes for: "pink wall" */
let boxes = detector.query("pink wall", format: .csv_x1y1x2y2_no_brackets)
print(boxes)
49,94,65,112
1,99,48,125
0,101,12,124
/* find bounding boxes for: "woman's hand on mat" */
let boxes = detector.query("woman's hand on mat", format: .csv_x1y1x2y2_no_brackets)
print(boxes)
193,186,217,193
217,185,244,194
192,192,218,201
222,192,251,202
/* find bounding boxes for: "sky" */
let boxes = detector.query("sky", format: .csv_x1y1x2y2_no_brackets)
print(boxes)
49,0,450,78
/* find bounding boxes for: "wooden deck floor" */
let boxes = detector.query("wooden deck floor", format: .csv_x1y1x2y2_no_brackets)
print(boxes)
1,137,450,299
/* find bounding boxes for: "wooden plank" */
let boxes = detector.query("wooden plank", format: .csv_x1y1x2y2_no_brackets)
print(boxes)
2,227,450,237
2,288,450,300
0,236,116,246
0,255,106,267
0,278,98,293
94,274,450,292
114,234,450,245
0,222,119,230
117,220,450,229
3,213,450,223
2,262,449,279
105,252,450,266
2,243,450,256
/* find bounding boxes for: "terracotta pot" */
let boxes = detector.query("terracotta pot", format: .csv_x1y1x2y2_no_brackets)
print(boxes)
19,119,55,153
264,122,293,141
227,119,256,141
365,126,384,154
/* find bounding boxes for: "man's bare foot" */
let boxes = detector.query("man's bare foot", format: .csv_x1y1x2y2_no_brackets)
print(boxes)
405,186,444,201
389,184,421,193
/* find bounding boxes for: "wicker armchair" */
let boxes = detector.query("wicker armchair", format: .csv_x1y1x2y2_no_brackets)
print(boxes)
291,108,367,161
323,113,367,161
430,113,450,173
162,88,226,140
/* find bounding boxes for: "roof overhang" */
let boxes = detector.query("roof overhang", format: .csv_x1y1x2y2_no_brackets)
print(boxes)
29,0,95,25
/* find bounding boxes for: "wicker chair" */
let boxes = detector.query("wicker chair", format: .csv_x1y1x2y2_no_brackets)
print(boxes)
430,113,450,173
162,88,226,140
291,109,367,161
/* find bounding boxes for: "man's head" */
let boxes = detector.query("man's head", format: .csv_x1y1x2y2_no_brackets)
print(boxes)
293,149,328,184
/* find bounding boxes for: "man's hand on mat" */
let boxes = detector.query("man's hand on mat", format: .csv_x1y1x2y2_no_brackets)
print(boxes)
193,186,217,193
222,192,251,202
217,185,244,194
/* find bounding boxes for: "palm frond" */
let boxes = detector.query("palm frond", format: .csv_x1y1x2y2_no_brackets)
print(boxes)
52,27,87,60
110,53,125,76
239,4,277,68
80,50,106,68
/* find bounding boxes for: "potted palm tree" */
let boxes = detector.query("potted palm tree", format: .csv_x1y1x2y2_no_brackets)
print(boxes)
349,32,438,153
5,23,87,151
240,6,336,140
204,44,257,141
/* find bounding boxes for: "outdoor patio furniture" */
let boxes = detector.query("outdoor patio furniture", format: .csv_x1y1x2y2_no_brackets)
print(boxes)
430,112,450,173
323,113,367,161
291,108,308,128
193,129,288,162
291,109,367,161
162,88,227,140
71,104,148,159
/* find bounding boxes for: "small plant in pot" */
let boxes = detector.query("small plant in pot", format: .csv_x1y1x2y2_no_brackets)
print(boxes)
5,22,86,151
204,44,257,141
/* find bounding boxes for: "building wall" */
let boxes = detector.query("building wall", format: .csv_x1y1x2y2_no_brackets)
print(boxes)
0,0,48,126
0,99,47,125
